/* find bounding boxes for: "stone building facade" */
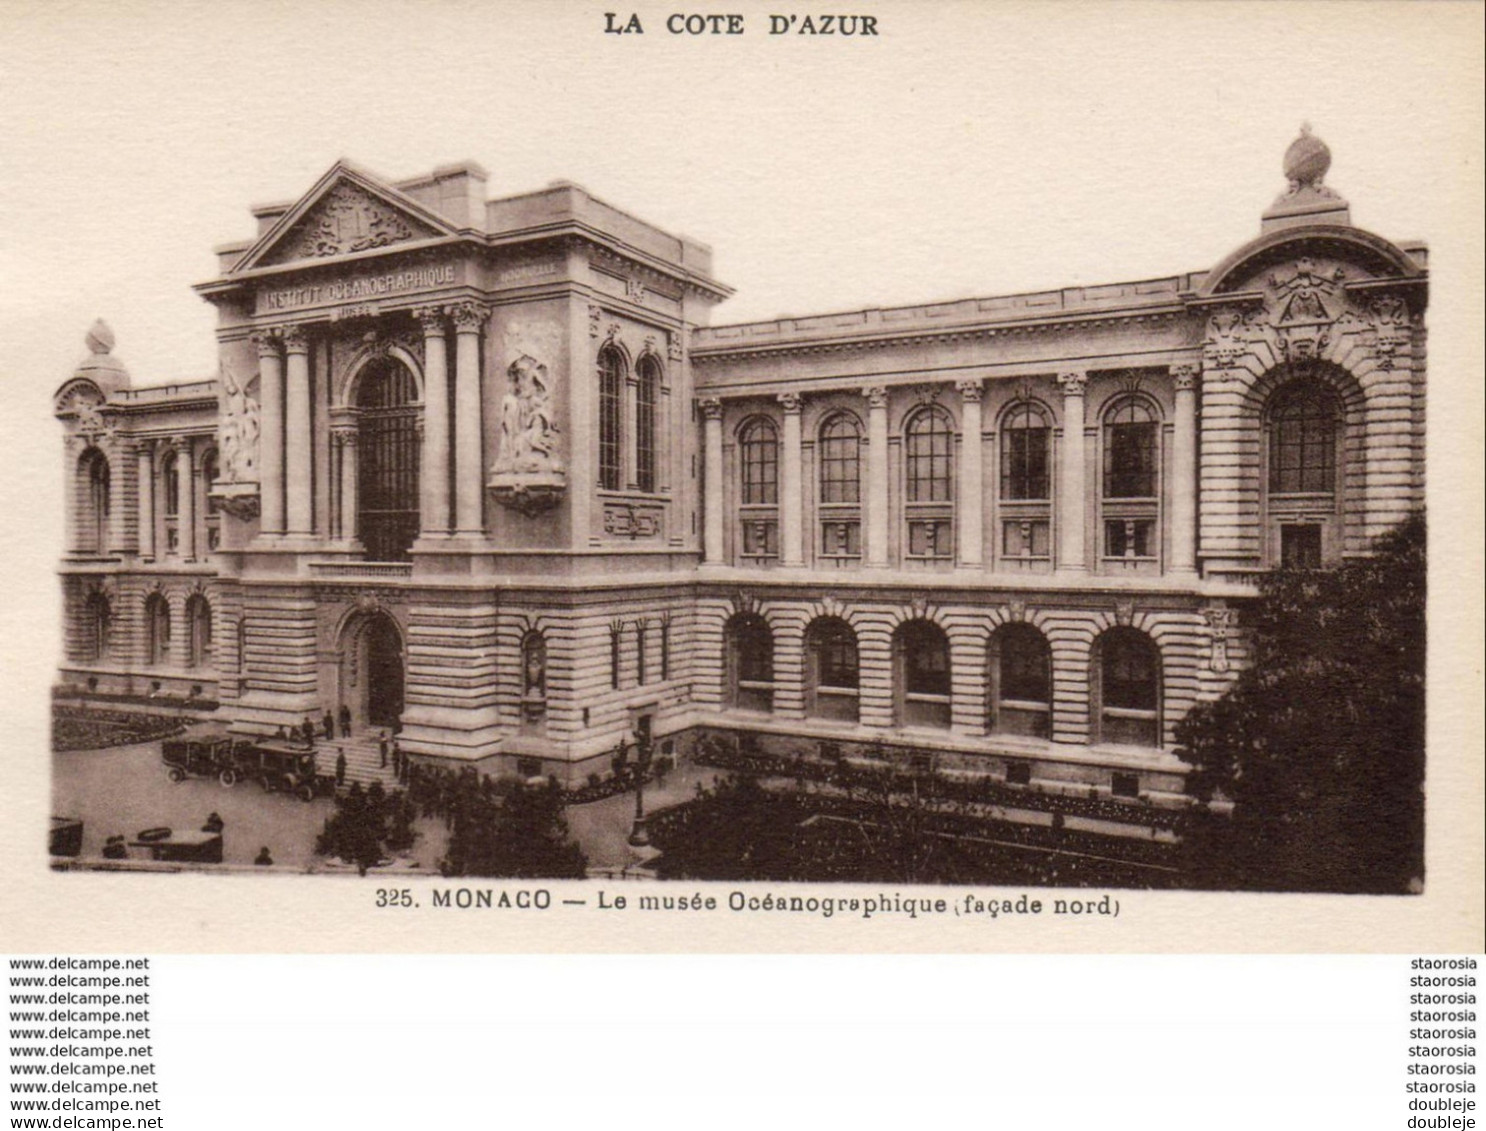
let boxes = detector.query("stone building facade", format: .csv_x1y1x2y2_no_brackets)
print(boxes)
54,131,1427,805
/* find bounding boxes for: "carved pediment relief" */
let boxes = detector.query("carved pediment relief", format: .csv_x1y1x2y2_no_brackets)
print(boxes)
254,177,445,268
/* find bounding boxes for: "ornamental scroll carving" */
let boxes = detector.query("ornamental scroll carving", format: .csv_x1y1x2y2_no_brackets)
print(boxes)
1366,293,1411,371
489,354,566,516
275,182,430,262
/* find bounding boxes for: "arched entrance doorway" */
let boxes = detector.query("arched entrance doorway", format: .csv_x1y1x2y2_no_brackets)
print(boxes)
356,356,420,562
341,610,405,733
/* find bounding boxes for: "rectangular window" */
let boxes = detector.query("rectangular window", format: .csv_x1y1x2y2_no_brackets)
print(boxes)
1112,772,1141,799
609,624,621,689
636,620,647,685
1104,421,1157,498
1280,523,1323,569
907,519,953,560
1105,519,1155,559
660,619,670,681
1002,520,1050,559
1005,761,1032,786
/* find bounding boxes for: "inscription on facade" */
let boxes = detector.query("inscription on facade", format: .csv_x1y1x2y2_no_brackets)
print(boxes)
257,265,457,314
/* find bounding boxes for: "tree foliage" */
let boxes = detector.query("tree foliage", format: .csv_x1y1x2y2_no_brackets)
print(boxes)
1177,514,1425,893
440,780,587,880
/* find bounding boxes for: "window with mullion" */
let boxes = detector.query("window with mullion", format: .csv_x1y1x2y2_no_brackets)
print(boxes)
598,347,624,491
1269,386,1336,494
636,357,660,493
1000,402,1049,500
740,419,778,505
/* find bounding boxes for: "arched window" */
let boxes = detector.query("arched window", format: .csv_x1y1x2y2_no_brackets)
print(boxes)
904,407,954,562
1101,397,1160,563
805,617,859,721
200,449,221,551
1001,401,1049,500
1268,382,1338,494
357,356,421,562
636,356,660,493
84,591,111,663
521,631,547,727
988,624,1051,738
1266,380,1341,569
598,346,625,491
145,593,171,667
725,613,774,712
817,414,862,562
738,417,779,561
161,451,179,517
894,619,951,729
1094,627,1161,747
78,449,110,554
999,401,1051,564
185,594,212,669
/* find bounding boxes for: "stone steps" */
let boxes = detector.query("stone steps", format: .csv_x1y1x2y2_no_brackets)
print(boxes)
312,737,401,791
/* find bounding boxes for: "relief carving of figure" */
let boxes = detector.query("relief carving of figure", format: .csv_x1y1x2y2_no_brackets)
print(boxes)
493,354,564,475
217,359,260,482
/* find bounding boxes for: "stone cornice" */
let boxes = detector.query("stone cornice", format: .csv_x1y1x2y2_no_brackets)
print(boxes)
691,306,1190,364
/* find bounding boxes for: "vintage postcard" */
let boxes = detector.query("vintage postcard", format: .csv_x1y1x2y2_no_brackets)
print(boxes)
2,0,1481,953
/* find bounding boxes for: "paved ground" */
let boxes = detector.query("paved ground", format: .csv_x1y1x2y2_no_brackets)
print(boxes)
51,728,447,872
51,727,721,875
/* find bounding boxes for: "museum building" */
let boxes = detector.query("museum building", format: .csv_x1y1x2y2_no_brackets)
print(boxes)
53,130,1427,803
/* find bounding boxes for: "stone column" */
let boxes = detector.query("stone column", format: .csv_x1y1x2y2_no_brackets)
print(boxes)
451,301,489,535
700,397,724,564
863,386,890,568
336,430,359,545
778,392,804,567
282,326,313,535
416,306,450,537
1170,364,1198,575
1057,371,1088,573
108,440,132,555
255,332,285,535
957,381,984,568
137,443,155,559
176,440,196,561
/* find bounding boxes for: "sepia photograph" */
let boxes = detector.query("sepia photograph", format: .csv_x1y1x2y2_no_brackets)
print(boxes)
3,1,1480,954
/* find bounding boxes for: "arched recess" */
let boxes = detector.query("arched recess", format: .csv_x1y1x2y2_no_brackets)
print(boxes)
83,588,112,663
144,592,171,667
816,412,863,562
336,608,405,733
76,447,111,554
1090,626,1162,748
736,415,780,561
804,616,859,722
902,405,955,563
724,611,774,712
185,593,213,669
893,618,951,729
634,352,663,493
354,355,422,562
1250,359,1362,567
987,623,1052,738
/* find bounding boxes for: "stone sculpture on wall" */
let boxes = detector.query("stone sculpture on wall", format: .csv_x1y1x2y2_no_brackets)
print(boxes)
489,354,566,515
211,359,262,519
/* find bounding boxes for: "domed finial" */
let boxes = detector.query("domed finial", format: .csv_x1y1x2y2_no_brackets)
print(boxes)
1283,124,1331,189
85,319,115,356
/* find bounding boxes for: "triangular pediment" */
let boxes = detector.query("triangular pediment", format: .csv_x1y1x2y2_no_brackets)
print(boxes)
234,162,457,272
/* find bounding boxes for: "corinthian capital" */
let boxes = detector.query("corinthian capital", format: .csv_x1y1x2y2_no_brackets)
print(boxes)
413,305,446,335
956,380,984,404
250,329,280,357
1057,371,1087,398
280,325,309,353
1171,364,1199,393
449,301,491,331
863,386,889,411
777,391,804,414
698,397,723,422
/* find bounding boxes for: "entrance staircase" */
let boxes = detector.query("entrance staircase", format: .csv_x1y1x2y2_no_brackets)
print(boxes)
313,734,402,792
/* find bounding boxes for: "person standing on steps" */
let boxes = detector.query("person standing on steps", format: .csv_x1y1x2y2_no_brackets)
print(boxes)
379,731,389,769
335,750,347,788
338,704,351,738
322,710,334,741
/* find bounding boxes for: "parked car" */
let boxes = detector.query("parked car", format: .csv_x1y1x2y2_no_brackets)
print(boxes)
162,736,244,784
248,744,335,802
129,827,223,864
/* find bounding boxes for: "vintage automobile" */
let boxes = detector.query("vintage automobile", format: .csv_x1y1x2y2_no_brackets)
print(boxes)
161,736,245,784
243,743,336,802
49,817,84,857
129,827,224,864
